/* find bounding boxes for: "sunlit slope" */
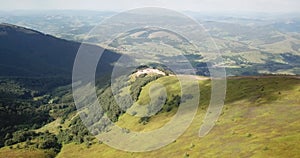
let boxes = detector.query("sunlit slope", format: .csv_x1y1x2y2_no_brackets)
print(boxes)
57,76,300,158
0,147,50,158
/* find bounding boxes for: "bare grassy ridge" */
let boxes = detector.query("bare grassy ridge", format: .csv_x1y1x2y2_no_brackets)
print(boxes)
55,76,300,158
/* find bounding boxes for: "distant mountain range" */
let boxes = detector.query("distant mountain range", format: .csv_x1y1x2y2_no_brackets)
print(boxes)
2,11,300,76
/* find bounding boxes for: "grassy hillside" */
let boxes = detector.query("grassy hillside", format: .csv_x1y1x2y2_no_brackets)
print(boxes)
0,75,299,157
0,147,48,158
54,76,300,158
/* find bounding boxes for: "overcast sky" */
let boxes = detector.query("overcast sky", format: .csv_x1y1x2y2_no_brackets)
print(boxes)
0,0,299,12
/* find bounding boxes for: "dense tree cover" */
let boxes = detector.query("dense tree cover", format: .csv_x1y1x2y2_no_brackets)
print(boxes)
0,101,52,145
5,130,62,157
0,79,55,147
98,88,124,122
38,133,61,152
130,75,163,101
0,76,118,149
57,116,96,148
164,94,181,112
0,77,77,147
4,130,38,146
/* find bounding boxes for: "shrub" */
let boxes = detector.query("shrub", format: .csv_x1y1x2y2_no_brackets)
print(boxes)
138,117,150,124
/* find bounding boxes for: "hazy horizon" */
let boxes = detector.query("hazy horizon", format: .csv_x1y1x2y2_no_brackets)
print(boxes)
0,0,299,13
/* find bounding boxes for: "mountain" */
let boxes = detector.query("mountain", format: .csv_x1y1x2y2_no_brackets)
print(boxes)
0,23,299,158
0,23,120,78
0,23,121,152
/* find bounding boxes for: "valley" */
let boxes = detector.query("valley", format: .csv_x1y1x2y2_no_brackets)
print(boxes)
0,9,300,158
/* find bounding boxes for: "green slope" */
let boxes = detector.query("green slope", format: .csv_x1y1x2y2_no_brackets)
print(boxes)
54,76,300,158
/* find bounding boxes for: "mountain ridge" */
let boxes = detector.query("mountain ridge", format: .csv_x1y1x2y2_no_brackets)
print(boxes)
0,23,120,78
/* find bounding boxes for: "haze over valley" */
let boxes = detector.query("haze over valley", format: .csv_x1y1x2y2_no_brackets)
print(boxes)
0,1,300,157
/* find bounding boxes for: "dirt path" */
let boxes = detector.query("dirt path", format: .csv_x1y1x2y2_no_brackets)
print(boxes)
175,75,210,80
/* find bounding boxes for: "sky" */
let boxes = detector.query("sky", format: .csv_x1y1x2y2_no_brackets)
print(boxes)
0,0,299,13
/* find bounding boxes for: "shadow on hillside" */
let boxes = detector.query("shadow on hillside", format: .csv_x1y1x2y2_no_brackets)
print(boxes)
221,77,300,105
